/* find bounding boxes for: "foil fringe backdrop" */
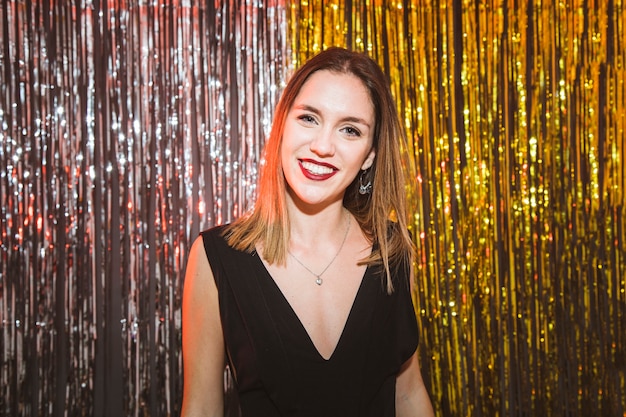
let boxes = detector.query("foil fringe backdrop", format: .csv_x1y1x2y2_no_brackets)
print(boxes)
0,1,289,416
289,1,625,416
0,1,624,417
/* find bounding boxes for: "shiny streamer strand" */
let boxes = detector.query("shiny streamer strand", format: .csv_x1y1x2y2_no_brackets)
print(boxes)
0,1,288,416
288,1,626,416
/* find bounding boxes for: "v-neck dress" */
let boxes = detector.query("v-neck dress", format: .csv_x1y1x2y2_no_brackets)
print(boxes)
200,225,419,417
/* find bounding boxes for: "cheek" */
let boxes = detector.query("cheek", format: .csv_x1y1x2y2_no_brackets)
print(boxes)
280,124,298,156
280,124,310,163
339,142,374,167
279,139,298,180
280,137,292,164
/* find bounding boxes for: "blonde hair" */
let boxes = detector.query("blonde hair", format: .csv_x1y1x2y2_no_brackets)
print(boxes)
224,47,414,293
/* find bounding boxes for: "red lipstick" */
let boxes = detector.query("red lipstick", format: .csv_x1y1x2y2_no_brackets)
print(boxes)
298,159,338,180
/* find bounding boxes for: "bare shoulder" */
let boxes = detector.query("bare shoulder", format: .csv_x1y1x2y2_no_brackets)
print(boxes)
182,234,220,346
187,235,212,278
182,236,219,315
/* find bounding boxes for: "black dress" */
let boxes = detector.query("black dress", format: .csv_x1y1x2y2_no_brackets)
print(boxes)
200,225,419,417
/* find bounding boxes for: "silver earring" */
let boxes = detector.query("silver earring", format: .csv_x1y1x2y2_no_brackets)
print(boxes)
358,170,372,195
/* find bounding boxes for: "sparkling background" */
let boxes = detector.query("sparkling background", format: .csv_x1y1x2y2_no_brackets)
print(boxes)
1,1,625,416
1,1,289,415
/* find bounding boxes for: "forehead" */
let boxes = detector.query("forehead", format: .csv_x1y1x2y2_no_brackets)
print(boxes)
294,70,375,119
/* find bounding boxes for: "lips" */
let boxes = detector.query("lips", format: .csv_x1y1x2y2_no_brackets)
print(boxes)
298,159,338,180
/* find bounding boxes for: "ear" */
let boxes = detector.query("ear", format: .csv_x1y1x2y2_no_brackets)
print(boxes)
361,148,376,170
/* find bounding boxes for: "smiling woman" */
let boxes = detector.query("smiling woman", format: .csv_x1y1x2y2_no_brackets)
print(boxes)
281,70,376,209
181,47,434,417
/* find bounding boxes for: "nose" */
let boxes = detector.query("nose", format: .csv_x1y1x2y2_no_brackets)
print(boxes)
309,128,335,156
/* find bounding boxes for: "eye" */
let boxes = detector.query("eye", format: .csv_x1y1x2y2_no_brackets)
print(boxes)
297,114,317,124
341,126,361,137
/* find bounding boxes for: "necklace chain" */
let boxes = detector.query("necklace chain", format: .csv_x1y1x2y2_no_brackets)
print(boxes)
288,212,351,286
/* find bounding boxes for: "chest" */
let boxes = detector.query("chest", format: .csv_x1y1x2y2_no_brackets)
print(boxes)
263,256,367,360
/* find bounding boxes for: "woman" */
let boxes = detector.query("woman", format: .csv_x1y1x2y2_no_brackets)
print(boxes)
181,47,434,416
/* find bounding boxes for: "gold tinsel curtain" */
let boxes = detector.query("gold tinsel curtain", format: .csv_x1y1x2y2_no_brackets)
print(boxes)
289,0,625,415
0,1,624,416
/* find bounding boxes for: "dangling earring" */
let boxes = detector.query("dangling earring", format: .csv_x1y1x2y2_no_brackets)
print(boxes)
358,169,372,195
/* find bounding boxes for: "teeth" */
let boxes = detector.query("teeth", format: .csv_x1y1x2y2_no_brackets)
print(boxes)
301,161,334,175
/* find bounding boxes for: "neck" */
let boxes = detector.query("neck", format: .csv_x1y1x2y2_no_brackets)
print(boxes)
288,207,349,249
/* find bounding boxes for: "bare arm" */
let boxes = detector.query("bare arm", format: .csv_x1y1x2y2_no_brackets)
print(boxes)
180,237,225,417
396,351,435,417
395,262,435,416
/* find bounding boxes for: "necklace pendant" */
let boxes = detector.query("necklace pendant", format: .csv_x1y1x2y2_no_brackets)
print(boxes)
288,210,351,287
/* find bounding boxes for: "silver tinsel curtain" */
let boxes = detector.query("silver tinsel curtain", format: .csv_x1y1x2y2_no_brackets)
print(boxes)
1,1,625,416
1,1,289,415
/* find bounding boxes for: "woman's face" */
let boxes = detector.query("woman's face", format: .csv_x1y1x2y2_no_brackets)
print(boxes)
280,70,376,209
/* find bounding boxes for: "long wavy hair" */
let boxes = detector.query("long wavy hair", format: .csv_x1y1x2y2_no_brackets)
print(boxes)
224,47,414,293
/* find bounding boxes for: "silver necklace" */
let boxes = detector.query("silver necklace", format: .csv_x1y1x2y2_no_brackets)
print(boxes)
288,212,351,286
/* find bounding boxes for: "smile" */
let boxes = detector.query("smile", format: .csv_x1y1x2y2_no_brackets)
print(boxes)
299,159,338,180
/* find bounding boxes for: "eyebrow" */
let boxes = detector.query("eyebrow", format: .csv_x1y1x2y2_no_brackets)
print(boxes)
293,104,372,129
